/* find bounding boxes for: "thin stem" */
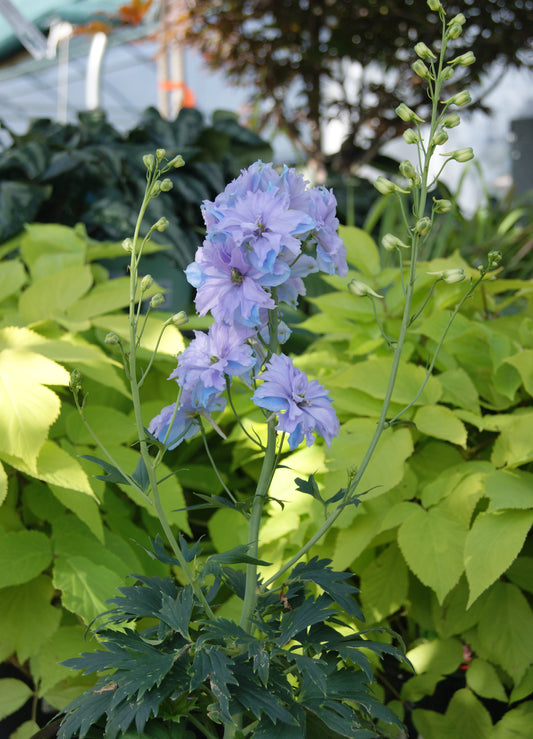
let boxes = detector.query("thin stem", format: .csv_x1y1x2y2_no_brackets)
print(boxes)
226,377,265,449
188,714,219,739
199,421,238,504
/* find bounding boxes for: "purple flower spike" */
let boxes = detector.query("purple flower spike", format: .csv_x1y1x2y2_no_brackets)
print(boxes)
252,353,340,450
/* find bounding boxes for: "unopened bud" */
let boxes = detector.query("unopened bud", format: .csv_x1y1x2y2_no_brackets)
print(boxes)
154,217,169,232
413,217,432,236
440,66,455,82
428,268,465,284
396,103,424,123
414,42,436,60
122,237,133,253
433,198,452,213
441,147,474,163
156,148,166,161
430,130,449,147
160,178,173,192
450,52,476,67
169,154,185,168
104,332,120,345
349,280,383,299
150,293,165,308
152,181,162,196
488,250,503,269
412,59,431,80
403,129,420,145
375,176,409,195
443,114,461,129
170,311,188,327
399,160,417,179
141,274,154,291
69,369,82,391
427,0,442,11
382,233,411,251
446,22,463,40
143,153,155,171
450,13,466,25
444,91,472,107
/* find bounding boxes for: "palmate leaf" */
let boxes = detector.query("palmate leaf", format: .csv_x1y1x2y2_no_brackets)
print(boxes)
210,544,271,566
105,576,177,621
57,687,112,739
231,670,297,726
80,455,132,485
288,556,363,620
277,594,339,646
191,645,237,724
159,585,194,637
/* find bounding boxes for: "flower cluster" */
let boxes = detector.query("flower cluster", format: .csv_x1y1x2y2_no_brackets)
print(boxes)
150,161,345,451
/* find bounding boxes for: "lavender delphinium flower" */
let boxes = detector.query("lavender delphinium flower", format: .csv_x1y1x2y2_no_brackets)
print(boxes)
149,387,226,450
252,353,340,450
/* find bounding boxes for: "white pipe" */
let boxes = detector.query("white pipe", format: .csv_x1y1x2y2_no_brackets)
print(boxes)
86,32,108,110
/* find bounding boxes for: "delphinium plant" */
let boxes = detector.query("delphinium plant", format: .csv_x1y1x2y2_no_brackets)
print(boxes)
56,3,500,738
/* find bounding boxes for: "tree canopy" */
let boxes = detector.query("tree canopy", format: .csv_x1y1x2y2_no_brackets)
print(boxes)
165,0,533,168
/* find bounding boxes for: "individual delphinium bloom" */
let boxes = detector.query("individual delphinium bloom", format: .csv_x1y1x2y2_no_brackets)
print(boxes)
304,186,348,276
169,322,256,403
149,387,226,450
276,253,318,308
252,353,340,450
185,237,283,327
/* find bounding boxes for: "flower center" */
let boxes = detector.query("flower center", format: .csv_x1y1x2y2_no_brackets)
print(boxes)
231,268,244,285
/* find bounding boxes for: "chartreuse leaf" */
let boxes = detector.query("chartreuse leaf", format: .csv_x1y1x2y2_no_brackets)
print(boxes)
465,509,533,607
505,349,533,397
18,265,93,324
492,702,533,739
360,543,409,622
92,313,185,356
414,405,467,447
0,575,61,663
413,688,492,739
0,258,26,302
0,530,52,587
398,507,467,603
20,223,87,276
407,638,464,677
9,720,40,739
466,659,507,702
339,225,381,277
484,469,533,510
437,367,480,413
491,411,533,468
510,665,533,703
0,678,33,721
476,582,533,683
52,554,124,625
30,625,90,696
0,329,69,470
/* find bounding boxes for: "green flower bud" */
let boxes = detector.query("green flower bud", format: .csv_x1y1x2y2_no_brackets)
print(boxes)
156,148,166,161
441,147,474,163
69,369,82,391
427,0,442,11
414,42,436,60
122,237,133,253
150,293,165,308
403,129,420,145
443,113,461,128
375,176,397,195
488,250,503,269
450,51,476,67
450,13,466,25
433,198,452,213
169,154,185,168
104,332,120,345
413,217,432,236
143,153,155,171
160,178,173,192
349,279,383,299
382,233,411,251
428,268,465,284
446,22,463,40
396,103,425,123
412,59,431,80
440,66,455,81
170,311,188,327
430,130,449,147
151,181,162,196
399,160,417,179
443,90,472,107
154,217,169,232
141,274,154,291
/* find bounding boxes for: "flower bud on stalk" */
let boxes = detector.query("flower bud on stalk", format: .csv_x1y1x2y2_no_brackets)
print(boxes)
382,233,411,251
399,160,417,179
444,90,471,107
439,66,454,82
413,217,432,236
160,178,173,192
414,42,436,60
446,22,463,39
433,198,452,213
441,147,474,163
143,154,155,171
412,59,432,80
488,251,503,269
169,311,188,327
443,113,461,128
154,217,169,232
169,154,185,168
396,103,425,123
430,130,449,147
428,268,465,284
403,129,420,145
450,13,466,26
141,274,154,292
105,332,120,345
450,51,476,67
69,369,82,392
375,176,409,195
122,238,133,253
150,293,165,308
427,0,442,11
349,280,383,299
156,148,166,161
